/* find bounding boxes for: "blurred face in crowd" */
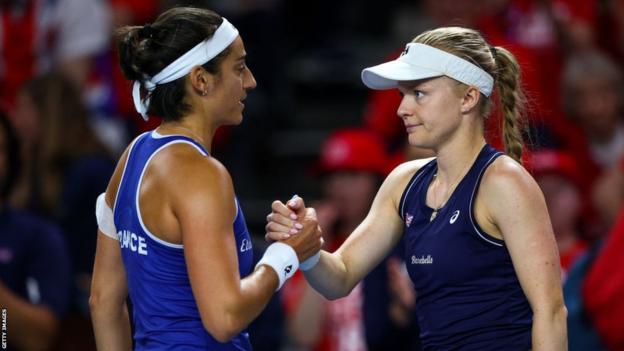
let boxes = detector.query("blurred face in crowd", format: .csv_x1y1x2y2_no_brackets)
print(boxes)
423,0,484,26
571,76,621,142
323,171,379,223
537,174,581,236
12,91,40,148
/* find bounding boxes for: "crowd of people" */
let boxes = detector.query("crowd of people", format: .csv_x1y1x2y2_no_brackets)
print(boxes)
0,0,623,350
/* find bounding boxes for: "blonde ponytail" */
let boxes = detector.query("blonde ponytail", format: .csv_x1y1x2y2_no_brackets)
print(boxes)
492,46,525,163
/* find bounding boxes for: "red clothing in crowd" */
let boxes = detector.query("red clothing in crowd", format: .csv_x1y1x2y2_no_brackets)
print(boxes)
282,239,367,351
0,0,109,111
583,207,624,351
559,239,587,281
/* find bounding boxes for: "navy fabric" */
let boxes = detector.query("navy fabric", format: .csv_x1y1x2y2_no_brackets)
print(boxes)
0,206,71,317
400,144,532,350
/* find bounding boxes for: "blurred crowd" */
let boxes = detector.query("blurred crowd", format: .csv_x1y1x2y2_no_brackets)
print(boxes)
0,0,623,350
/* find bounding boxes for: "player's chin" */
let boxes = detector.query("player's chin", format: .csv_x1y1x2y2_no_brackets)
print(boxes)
229,112,244,126
407,133,426,148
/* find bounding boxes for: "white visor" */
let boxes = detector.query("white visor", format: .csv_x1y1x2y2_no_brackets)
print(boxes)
361,43,494,96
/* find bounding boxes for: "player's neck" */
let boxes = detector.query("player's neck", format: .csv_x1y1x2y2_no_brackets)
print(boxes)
161,117,216,153
434,133,485,185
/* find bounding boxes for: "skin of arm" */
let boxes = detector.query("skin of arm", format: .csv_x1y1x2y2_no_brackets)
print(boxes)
172,147,321,342
275,160,430,300
89,147,132,351
478,157,568,351
89,232,132,351
0,282,58,351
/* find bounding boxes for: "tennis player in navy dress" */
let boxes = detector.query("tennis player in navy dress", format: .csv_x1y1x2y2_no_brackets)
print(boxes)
267,27,567,350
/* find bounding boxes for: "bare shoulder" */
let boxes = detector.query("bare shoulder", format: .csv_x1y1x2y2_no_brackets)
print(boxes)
388,157,435,180
384,157,436,206
481,155,540,196
155,142,234,197
157,144,238,241
480,155,545,221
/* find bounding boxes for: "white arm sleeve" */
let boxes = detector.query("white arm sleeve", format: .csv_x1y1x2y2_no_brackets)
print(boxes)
95,192,117,239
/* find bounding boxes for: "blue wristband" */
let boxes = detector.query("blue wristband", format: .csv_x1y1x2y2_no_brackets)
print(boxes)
299,251,321,271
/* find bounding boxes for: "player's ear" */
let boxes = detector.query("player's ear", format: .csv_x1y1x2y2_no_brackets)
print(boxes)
460,85,481,114
189,66,215,96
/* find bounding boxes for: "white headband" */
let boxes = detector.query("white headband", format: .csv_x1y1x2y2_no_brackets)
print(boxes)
132,18,239,120
361,43,494,96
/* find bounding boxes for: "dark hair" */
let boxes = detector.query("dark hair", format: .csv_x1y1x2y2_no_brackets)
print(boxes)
22,72,107,159
20,72,108,213
0,112,20,199
117,7,231,121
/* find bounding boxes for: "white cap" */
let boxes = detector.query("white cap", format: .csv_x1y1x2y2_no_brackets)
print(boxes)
361,43,494,96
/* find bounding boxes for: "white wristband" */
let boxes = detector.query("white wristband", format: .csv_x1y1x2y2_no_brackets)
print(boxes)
299,251,321,271
256,242,299,291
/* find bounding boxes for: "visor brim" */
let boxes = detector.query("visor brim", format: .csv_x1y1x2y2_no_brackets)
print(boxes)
361,60,443,90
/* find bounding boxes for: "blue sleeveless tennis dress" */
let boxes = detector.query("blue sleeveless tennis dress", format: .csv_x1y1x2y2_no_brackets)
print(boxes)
113,131,253,350
400,144,532,350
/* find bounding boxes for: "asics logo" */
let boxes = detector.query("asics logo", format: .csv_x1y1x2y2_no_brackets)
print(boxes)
450,210,460,224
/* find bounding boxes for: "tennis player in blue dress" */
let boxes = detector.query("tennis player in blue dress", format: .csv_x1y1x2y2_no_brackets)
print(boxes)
89,7,322,350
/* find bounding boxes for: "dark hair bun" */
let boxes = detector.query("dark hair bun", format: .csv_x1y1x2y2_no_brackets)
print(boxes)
117,26,145,81
115,7,229,121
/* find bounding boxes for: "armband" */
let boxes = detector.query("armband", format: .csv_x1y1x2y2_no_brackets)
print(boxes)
95,193,117,239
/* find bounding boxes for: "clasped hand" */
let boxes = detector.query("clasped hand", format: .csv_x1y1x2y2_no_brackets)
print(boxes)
265,196,323,263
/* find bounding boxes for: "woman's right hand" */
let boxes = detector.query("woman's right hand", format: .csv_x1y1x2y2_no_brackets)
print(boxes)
265,196,307,241
265,197,323,262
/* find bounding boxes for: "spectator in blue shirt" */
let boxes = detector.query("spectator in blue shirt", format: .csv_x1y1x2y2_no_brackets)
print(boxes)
0,112,72,351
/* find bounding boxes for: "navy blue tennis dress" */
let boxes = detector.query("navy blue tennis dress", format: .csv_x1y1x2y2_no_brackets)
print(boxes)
400,144,532,350
113,131,253,350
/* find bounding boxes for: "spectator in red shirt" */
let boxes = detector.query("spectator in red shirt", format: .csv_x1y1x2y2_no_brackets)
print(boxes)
528,150,587,282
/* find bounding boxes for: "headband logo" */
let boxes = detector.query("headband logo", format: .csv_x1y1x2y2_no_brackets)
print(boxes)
401,45,410,57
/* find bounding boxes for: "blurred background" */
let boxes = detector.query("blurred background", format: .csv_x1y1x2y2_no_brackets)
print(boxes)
1,0,624,350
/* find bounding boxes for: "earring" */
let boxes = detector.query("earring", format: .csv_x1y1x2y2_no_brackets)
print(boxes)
201,90,207,96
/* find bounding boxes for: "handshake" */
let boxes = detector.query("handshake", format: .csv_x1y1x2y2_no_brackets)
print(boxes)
256,196,324,290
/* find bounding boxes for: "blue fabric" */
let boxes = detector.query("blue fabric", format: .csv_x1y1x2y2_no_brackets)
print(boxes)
401,144,532,350
114,132,253,350
60,154,114,276
564,243,606,351
0,206,71,317
363,240,421,350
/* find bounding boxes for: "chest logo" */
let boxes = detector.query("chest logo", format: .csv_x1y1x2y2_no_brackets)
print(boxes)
450,210,460,224
240,238,252,252
405,213,414,228
411,254,433,264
